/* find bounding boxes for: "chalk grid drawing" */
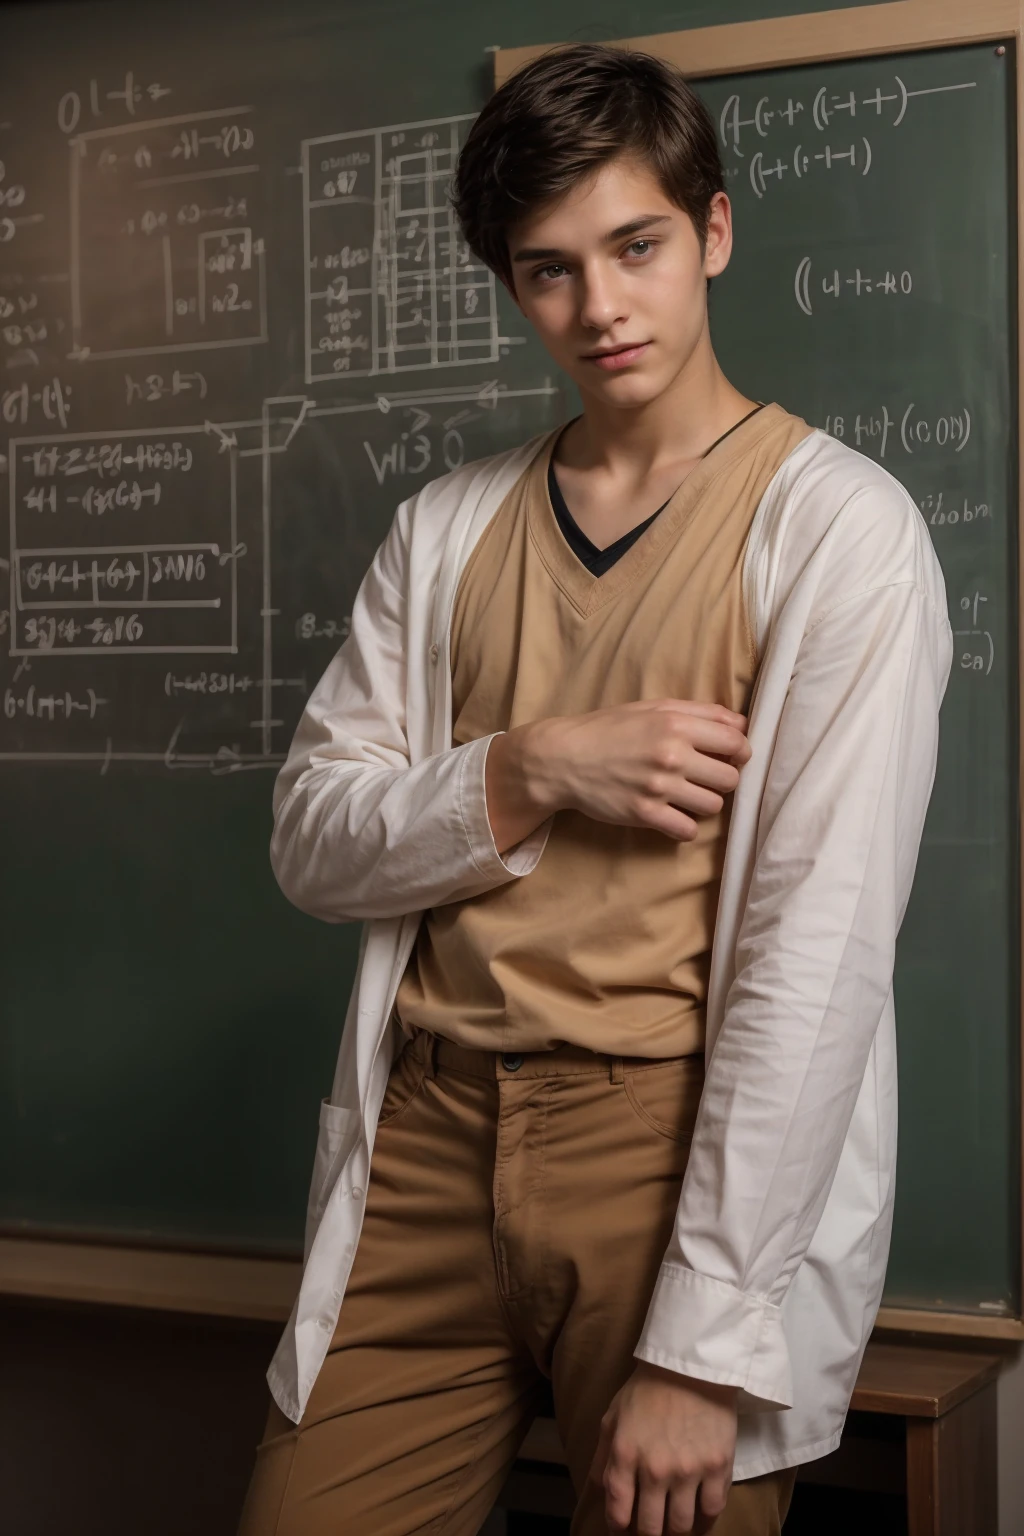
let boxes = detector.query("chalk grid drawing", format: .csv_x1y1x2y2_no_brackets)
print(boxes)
303,115,504,383
69,106,267,361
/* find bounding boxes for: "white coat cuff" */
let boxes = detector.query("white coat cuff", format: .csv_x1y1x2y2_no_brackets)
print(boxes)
461,733,553,880
633,1263,793,1413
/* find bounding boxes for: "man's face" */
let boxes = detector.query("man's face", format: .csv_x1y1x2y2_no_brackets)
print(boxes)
508,155,732,411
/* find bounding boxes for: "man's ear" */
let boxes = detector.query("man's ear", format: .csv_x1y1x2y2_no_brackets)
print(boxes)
703,192,734,281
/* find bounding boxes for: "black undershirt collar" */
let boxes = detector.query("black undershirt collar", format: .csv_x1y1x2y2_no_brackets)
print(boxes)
548,402,767,577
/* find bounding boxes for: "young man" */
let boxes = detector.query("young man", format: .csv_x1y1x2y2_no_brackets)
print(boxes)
238,44,952,1536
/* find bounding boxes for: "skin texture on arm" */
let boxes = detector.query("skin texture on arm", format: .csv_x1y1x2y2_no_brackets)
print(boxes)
484,700,751,854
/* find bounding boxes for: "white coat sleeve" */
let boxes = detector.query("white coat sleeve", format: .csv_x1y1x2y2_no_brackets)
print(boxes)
270,496,551,923
633,576,953,1410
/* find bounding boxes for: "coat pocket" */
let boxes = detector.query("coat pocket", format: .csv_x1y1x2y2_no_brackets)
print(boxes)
304,1099,359,1253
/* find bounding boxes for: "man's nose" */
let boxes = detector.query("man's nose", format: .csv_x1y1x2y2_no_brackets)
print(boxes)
578,264,628,333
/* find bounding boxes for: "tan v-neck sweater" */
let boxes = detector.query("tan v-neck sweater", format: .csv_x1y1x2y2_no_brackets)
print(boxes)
395,402,815,1057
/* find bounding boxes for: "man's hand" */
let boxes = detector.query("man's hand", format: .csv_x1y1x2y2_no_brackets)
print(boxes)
588,1361,738,1535
485,699,751,855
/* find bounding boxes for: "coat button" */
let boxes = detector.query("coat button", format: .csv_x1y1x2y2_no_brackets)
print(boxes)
501,1053,523,1071
429,642,439,663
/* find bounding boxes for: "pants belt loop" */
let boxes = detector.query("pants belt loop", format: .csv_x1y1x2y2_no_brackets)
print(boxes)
422,1031,438,1081
610,1056,624,1084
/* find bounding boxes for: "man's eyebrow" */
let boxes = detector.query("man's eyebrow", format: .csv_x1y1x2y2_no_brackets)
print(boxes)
604,213,673,242
511,213,673,264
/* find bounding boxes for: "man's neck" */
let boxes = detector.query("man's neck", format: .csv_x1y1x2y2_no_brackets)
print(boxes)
549,342,761,548
560,347,758,483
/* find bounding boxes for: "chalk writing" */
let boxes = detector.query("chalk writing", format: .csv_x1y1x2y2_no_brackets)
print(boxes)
58,74,173,134
954,589,995,677
4,682,108,717
795,257,913,315
822,404,971,457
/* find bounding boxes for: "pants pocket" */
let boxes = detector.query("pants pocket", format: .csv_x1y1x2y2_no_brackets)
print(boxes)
622,1055,705,1145
377,1031,430,1127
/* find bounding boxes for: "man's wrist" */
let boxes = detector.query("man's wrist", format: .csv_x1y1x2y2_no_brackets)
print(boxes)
512,717,573,818
484,719,569,853
634,1359,739,1405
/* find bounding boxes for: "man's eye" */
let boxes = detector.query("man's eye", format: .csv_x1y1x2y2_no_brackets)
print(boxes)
536,263,567,281
626,239,655,258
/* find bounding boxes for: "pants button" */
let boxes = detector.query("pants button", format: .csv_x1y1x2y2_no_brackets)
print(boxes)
501,1053,523,1071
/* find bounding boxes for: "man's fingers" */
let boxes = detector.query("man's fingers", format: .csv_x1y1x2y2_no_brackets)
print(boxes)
663,1474,698,1534
655,698,748,730
637,801,700,842
587,1417,610,1489
686,718,752,763
667,782,726,819
602,1456,639,1533
634,1470,672,1536
688,1470,733,1535
680,752,741,798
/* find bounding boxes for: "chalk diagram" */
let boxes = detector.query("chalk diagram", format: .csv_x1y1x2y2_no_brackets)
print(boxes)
4,376,558,772
303,115,510,383
1,109,557,771
69,105,268,361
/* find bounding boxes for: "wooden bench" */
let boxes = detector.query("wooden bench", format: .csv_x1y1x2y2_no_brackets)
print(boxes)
490,1341,1001,1535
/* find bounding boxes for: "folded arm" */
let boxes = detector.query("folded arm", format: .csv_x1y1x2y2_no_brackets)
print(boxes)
634,575,953,1410
270,499,549,923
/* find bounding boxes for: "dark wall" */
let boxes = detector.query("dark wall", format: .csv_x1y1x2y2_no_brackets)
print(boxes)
2,1298,278,1536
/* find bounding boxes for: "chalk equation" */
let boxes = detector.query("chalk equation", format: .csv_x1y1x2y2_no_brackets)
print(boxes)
794,257,913,315
954,589,995,678
0,152,44,252
720,75,976,153
125,369,208,405
9,425,240,654
2,377,71,428
0,138,63,373
748,139,872,198
3,683,108,720
718,74,977,199
822,403,971,458
57,73,173,135
303,115,507,382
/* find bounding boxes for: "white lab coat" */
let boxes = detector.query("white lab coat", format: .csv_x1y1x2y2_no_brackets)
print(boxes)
266,426,953,1479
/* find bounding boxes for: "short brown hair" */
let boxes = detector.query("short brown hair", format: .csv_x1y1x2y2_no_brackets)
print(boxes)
451,44,725,292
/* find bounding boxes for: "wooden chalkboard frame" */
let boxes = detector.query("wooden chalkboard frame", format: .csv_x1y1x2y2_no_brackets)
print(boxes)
497,0,1024,1344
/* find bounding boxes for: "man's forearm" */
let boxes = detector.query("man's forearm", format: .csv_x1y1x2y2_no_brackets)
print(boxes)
485,700,752,854
484,720,567,854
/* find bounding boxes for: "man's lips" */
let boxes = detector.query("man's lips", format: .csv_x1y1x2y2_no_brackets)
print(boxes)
583,342,651,371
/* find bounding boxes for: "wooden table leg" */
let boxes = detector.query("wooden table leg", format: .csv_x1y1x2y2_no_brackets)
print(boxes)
905,1381,998,1536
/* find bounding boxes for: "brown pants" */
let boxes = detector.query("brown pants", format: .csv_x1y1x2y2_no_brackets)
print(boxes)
237,1029,797,1536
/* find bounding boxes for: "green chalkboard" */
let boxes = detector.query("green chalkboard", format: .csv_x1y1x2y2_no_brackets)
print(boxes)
0,1,1018,1322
